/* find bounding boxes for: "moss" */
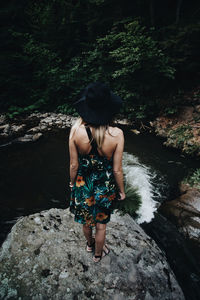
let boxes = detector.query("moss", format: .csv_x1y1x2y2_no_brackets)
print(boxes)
165,124,200,155
182,168,200,190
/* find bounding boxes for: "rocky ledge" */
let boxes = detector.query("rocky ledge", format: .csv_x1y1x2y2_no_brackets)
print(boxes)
159,182,200,250
0,112,132,147
0,208,185,300
0,113,75,146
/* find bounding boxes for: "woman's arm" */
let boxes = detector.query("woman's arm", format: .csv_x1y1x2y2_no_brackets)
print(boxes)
113,129,125,200
69,128,79,186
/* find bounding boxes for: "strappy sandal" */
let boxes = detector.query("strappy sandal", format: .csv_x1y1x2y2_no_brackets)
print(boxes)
86,237,95,252
93,244,110,263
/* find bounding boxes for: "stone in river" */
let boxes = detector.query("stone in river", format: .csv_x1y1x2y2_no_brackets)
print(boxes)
159,182,200,248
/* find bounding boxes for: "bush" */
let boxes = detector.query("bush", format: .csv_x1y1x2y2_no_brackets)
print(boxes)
164,124,200,156
5,99,47,120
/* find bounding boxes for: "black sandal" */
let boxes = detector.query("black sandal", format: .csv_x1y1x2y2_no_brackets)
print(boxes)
93,244,110,263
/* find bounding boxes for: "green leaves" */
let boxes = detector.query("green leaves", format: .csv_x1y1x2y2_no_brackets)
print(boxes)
56,103,78,116
5,99,46,120
64,18,175,121
114,184,142,218
164,124,199,156
183,169,200,190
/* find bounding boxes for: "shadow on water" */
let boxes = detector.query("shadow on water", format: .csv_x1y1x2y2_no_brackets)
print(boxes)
141,213,200,300
0,124,200,299
0,128,71,245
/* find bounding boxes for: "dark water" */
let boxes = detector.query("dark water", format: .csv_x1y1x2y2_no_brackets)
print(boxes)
124,126,200,200
141,213,200,300
123,126,200,300
0,125,200,299
0,128,71,244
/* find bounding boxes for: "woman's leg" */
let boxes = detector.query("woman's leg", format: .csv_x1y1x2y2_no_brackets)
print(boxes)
95,223,107,256
83,224,94,246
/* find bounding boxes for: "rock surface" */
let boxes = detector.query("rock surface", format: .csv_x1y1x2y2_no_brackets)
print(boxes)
0,112,132,147
0,208,185,300
0,113,74,146
159,183,200,249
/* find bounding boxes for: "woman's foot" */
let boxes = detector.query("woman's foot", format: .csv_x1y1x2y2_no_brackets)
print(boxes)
86,237,95,252
93,244,110,263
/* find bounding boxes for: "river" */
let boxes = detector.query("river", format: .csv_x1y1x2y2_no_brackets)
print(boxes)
0,125,200,300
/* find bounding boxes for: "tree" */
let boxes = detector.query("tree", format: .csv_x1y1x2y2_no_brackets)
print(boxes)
175,0,183,24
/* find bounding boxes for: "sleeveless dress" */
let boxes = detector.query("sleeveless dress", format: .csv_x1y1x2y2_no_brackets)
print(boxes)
69,124,120,228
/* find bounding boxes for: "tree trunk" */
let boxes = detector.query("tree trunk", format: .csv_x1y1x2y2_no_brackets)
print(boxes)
175,0,183,24
149,0,155,27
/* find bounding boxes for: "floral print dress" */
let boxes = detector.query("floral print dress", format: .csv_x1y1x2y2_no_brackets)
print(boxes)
69,125,119,228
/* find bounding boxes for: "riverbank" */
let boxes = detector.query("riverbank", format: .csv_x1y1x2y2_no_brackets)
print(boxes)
0,112,73,146
150,87,200,158
1,97,200,158
0,112,131,146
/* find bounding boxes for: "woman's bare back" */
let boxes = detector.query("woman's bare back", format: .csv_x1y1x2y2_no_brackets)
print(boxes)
74,124,122,161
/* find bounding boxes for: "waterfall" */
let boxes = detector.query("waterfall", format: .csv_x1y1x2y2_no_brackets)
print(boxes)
122,152,167,224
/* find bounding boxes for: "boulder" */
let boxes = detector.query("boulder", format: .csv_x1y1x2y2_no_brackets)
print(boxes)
159,183,200,247
13,133,43,144
0,114,6,125
0,208,185,300
32,133,43,142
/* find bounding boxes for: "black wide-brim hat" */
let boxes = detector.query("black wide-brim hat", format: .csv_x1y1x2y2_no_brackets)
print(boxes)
73,82,123,125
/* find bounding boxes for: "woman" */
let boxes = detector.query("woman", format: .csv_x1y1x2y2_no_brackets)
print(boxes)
69,82,125,263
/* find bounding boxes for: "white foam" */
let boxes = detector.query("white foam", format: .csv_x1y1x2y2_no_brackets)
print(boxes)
122,152,162,224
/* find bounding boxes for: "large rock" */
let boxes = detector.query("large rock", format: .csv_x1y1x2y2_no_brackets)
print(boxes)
159,183,200,248
0,208,185,300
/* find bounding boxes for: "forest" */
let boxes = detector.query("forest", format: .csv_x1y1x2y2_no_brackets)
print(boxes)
0,3,200,299
1,0,200,122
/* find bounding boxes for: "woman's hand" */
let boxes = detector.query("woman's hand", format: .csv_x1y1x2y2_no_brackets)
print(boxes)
69,181,74,191
118,191,126,201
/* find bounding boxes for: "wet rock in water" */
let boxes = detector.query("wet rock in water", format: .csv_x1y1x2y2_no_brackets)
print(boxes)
0,114,7,125
0,123,26,136
1,124,11,134
0,208,185,300
0,112,75,146
12,133,43,143
159,183,200,248
32,133,43,141
11,124,26,133
27,126,42,133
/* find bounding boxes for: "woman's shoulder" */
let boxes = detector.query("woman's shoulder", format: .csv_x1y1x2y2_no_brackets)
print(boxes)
69,123,84,139
71,124,85,138
107,126,123,136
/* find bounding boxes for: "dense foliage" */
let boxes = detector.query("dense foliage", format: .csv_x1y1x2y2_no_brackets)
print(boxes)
64,19,175,120
1,0,200,120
